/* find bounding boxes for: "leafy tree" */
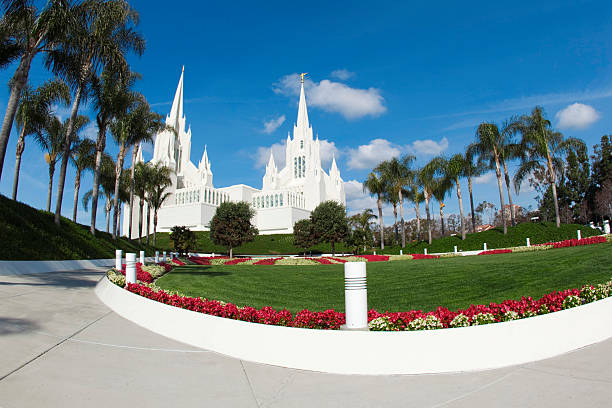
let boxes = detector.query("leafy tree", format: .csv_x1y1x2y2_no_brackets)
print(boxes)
210,201,258,259
348,209,376,253
169,226,196,256
293,218,316,256
310,200,348,256
476,201,496,225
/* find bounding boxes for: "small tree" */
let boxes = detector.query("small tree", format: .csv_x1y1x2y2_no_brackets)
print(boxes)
209,201,258,259
293,218,317,256
169,226,197,256
310,201,349,256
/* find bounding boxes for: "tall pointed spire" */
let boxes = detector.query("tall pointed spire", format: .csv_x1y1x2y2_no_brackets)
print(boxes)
330,154,338,174
296,76,309,131
267,151,276,169
199,144,210,170
168,66,184,127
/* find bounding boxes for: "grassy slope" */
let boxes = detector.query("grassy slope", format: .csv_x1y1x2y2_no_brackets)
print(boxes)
150,221,598,255
156,242,612,314
0,194,154,260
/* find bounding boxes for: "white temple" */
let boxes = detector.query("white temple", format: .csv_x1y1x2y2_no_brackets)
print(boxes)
122,68,345,236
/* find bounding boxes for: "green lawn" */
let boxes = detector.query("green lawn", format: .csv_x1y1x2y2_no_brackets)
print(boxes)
155,242,612,314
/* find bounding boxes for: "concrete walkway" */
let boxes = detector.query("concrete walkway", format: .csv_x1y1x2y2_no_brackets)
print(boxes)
1,270,611,407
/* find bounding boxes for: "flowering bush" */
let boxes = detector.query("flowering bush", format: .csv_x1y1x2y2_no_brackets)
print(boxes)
541,236,607,249
224,258,250,265
449,314,470,328
356,254,390,262
107,269,125,286
274,257,319,265
170,258,185,266
563,295,582,309
119,263,153,283
479,249,512,255
189,256,211,265
253,257,283,265
471,313,496,325
141,264,167,279
368,316,399,331
407,315,443,331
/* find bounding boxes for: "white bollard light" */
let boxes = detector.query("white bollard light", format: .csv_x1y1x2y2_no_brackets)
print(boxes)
212,252,215,257
400,249,403,256
424,248,428,255
373,250,376,255
162,251,167,262
604,220,611,234
155,251,159,264
577,230,581,240
526,238,530,247
484,243,487,251
125,253,137,285
115,249,122,270
454,246,457,254
139,250,145,265
343,262,368,330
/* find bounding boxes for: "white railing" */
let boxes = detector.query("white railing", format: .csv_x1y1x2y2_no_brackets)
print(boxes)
251,190,306,210
166,186,230,207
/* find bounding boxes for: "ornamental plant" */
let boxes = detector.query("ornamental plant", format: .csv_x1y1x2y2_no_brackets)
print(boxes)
471,313,496,325
449,313,470,328
209,201,258,259
562,295,582,309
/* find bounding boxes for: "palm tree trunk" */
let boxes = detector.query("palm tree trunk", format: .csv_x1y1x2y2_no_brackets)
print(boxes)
546,150,561,228
117,203,122,237
138,199,144,244
399,190,405,248
90,124,107,235
47,162,55,212
393,203,398,245
377,195,384,250
112,143,127,239
502,159,516,226
331,241,336,257
456,177,466,240
229,246,233,259
146,203,151,246
72,170,81,222
105,198,111,233
55,83,84,225
425,192,432,244
0,54,33,181
468,175,476,233
439,202,445,236
12,127,26,200
153,211,158,247
415,200,421,241
493,150,507,234
128,148,137,240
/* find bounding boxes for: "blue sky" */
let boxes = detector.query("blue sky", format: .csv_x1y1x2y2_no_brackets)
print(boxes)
1,0,611,229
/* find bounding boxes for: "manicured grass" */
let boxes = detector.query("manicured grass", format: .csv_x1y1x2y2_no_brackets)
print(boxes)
150,221,598,255
0,194,155,260
155,242,612,314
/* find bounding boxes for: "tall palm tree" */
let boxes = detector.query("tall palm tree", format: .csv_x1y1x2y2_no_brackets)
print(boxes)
497,118,524,227
133,161,152,243
465,144,486,233
446,154,469,240
69,138,95,222
88,66,138,235
12,78,69,199
82,153,115,233
363,172,386,250
110,99,165,239
432,175,452,237
376,155,415,248
147,163,172,247
406,170,425,241
472,122,508,234
514,106,586,227
349,209,377,252
47,0,145,225
418,166,436,245
0,0,75,181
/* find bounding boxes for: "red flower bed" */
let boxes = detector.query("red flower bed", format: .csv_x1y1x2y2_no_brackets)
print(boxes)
547,236,606,249
171,258,185,266
157,262,174,272
253,257,283,265
327,257,347,263
120,263,153,283
124,280,588,330
224,258,250,265
357,255,390,262
479,249,512,255
188,256,211,265
307,257,334,264
411,254,440,259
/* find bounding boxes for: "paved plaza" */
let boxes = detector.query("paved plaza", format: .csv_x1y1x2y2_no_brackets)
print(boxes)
1,269,611,407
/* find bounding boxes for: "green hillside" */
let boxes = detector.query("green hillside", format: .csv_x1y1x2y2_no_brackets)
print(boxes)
0,194,154,260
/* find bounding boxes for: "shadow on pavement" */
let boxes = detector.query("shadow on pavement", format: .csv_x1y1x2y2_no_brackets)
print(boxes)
0,317,40,335
0,270,103,290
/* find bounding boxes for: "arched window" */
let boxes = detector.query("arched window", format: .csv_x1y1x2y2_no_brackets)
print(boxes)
302,156,306,177
279,194,283,206
300,140,303,149
294,157,297,178
275,194,278,207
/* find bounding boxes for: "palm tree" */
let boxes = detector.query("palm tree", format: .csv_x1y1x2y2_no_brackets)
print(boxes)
363,172,386,250
446,154,469,240
464,144,486,233
418,166,436,245
147,163,173,247
432,175,452,237
349,209,377,252
83,154,116,233
0,0,75,181
69,138,95,222
514,106,586,227
133,161,152,243
472,122,509,234
12,78,69,200
376,155,415,248
47,0,145,225
406,171,425,241
88,66,138,235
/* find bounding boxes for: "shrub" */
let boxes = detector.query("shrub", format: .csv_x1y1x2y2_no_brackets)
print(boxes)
368,316,398,331
107,269,125,287
449,313,470,328
407,315,443,331
169,226,197,256
562,295,582,309
471,313,496,325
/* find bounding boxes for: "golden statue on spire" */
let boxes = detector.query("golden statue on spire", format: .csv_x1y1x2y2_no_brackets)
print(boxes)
300,72,308,84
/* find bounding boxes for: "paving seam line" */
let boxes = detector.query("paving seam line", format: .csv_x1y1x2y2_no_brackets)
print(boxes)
520,365,612,384
0,311,112,382
240,359,263,408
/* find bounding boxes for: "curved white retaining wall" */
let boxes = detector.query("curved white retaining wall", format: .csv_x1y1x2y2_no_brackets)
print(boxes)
96,277,612,375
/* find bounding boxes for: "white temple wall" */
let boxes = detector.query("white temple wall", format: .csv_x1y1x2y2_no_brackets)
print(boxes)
254,206,310,235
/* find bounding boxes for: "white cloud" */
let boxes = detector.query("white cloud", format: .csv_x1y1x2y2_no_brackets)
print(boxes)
262,115,285,134
330,69,355,81
409,137,449,155
273,73,386,120
344,179,378,214
346,139,401,170
473,172,495,184
254,140,287,169
81,122,98,141
555,103,600,129
319,139,339,168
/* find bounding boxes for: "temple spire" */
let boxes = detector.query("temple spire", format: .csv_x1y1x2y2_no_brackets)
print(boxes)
296,75,309,132
267,151,276,169
330,154,338,174
168,66,184,127
199,144,210,170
